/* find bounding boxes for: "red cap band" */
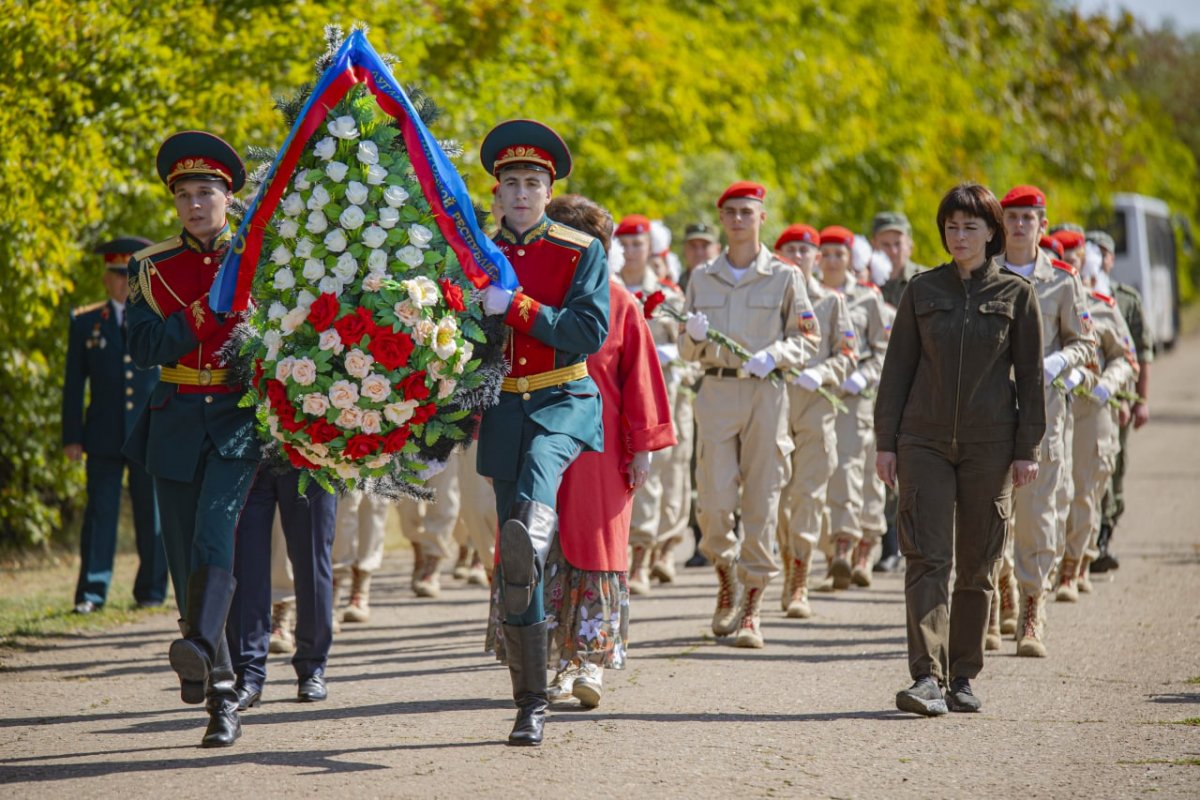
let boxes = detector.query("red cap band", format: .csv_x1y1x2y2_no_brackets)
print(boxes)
167,156,233,188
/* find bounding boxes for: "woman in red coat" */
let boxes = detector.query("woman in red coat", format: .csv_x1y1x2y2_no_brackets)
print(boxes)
488,195,676,709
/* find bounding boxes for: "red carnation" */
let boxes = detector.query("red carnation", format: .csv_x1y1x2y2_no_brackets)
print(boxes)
265,379,288,408
410,403,437,426
643,290,666,319
440,278,466,312
333,306,373,346
306,418,341,445
282,443,318,470
307,292,340,332
369,328,415,371
382,426,411,453
345,433,383,460
397,370,431,402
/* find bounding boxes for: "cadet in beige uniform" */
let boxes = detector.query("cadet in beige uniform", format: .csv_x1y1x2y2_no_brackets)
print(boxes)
856,301,896,585
398,457,463,598
816,226,890,591
773,224,857,618
995,185,1094,658
453,438,497,585
680,181,818,648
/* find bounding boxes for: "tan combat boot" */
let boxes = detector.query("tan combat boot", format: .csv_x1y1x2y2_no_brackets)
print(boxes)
1016,592,1048,657
711,564,740,636
268,600,296,653
452,545,470,580
851,539,873,587
998,571,1018,636
331,567,350,635
1055,558,1080,603
985,590,1001,651
779,555,795,612
628,545,652,596
786,555,813,619
830,535,854,590
410,542,424,593
413,555,442,598
734,586,766,649
343,566,373,623
650,543,677,584
466,551,490,587
1077,556,1094,594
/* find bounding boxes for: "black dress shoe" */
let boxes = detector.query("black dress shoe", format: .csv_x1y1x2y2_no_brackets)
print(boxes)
684,551,710,568
873,554,902,574
297,674,327,702
236,684,262,710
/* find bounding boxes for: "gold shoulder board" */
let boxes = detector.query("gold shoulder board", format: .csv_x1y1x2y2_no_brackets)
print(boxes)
132,236,183,262
71,300,106,318
547,223,595,248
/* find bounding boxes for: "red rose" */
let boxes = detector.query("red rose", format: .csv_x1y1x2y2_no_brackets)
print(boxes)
643,290,666,319
306,418,341,444
382,425,411,453
265,379,287,408
278,406,307,433
307,292,340,332
333,306,373,346
283,443,317,470
369,328,415,371
252,359,264,390
397,370,431,402
410,403,437,426
440,278,466,312
345,433,383,460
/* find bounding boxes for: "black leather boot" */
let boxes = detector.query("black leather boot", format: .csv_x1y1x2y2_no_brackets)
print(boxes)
176,620,204,705
170,566,237,705
504,620,549,746
499,502,556,617
201,637,241,747
1091,524,1119,572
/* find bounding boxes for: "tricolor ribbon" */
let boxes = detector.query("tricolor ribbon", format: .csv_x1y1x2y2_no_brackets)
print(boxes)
210,30,514,313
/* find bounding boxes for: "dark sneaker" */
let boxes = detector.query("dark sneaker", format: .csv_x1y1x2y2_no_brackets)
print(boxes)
896,676,948,717
945,677,982,712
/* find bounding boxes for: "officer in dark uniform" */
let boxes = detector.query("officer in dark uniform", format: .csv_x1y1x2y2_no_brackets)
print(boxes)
123,131,261,748
63,237,167,614
476,119,610,746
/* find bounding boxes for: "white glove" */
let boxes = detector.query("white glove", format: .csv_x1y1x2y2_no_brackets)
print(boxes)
656,343,679,366
685,311,709,342
1043,351,1068,382
483,285,514,316
791,368,823,392
1061,367,1084,391
416,459,447,480
1091,384,1111,404
841,371,868,395
745,350,776,379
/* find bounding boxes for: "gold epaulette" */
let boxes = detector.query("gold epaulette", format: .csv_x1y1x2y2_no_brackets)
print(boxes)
546,223,595,249
133,236,183,263
71,300,106,318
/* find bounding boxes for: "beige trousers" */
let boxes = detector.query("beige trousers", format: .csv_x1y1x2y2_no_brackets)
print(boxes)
333,491,390,577
860,406,888,545
398,458,461,562
779,386,837,560
695,376,793,589
453,441,498,564
826,393,872,540
270,512,294,603
656,385,695,552
1065,398,1120,561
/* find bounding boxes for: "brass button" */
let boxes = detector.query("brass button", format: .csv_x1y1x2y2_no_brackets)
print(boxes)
149,266,157,275
125,387,134,396
205,395,213,404
517,249,525,257
515,376,530,393
124,355,132,364
125,370,134,379
522,392,531,401
203,257,212,264
204,363,212,370
518,357,527,366
125,401,134,411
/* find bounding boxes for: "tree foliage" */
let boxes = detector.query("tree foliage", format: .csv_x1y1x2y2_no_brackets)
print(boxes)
0,0,1195,545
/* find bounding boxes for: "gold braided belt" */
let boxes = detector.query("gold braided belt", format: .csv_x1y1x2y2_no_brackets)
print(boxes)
500,362,589,394
160,365,234,386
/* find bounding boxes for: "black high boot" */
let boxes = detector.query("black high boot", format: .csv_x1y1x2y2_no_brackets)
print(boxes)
499,501,557,617
170,566,237,705
201,636,241,747
1091,524,1119,573
504,620,549,746
176,620,204,704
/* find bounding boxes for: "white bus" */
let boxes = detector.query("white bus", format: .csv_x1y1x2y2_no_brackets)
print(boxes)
1109,193,1181,351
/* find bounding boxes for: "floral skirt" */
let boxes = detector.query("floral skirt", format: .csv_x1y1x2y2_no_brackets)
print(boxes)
485,536,630,670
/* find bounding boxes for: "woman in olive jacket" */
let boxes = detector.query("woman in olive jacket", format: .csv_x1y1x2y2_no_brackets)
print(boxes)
874,184,1045,716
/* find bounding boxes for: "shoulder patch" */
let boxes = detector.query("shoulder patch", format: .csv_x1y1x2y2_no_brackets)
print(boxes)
546,223,595,249
1090,291,1116,307
71,300,106,318
133,235,183,262
1051,259,1077,276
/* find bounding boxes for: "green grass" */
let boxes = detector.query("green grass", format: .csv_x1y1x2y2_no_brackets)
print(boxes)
1184,676,1200,686
1178,717,1200,727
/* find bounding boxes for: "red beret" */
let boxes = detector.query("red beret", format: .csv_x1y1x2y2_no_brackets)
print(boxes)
818,225,855,248
615,214,652,237
1051,229,1085,251
717,181,766,208
774,224,820,251
1039,235,1065,259
1000,185,1047,209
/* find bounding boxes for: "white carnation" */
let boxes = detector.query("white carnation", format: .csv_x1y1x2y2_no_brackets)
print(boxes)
357,140,380,165
409,223,434,249
314,136,337,161
272,268,296,290
305,210,329,234
396,245,424,268
325,161,350,183
324,228,348,253
327,115,360,140
383,185,409,208
339,205,365,230
361,225,387,249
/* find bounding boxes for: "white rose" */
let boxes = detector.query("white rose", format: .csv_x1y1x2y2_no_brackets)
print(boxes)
318,328,344,354
366,453,392,469
413,318,436,345
275,357,296,381
272,268,296,290
328,380,360,409
432,316,459,360
271,243,293,266
268,301,288,321
336,405,362,429
437,378,457,400
325,161,350,183
384,399,418,425
263,330,282,361
305,210,329,234
366,164,387,185
360,374,391,403
296,289,316,309
327,115,360,140
294,172,312,191
362,273,384,293
281,305,309,334
396,245,424,268
282,192,305,217
302,258,325,282
357,140,380,165
301,393,330,416
319,275,343,296
291,357,317,386
343,348,375,379
456,341,474,372
428,360,447,380
393,299,422,326
334,462,360,480
314,136,337,161
278,220,300,240
404,276,439,307
266,413,280,435
359,408,383,434
294,237,315,259
409,223,434,249
361,225,387,250
378,206,400,229
339,205,365,231
383,185,409,208
305,442,329,459
307,184,330,211
367,248,389,273
345,180,369,206
333,252,358,283
324,228,348,253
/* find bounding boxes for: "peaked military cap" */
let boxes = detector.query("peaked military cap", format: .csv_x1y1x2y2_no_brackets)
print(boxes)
872,211,911,236
1086,230,1116,254
156,130,246,192
480,119,572,181
94,236,155,272
684,223,718,243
